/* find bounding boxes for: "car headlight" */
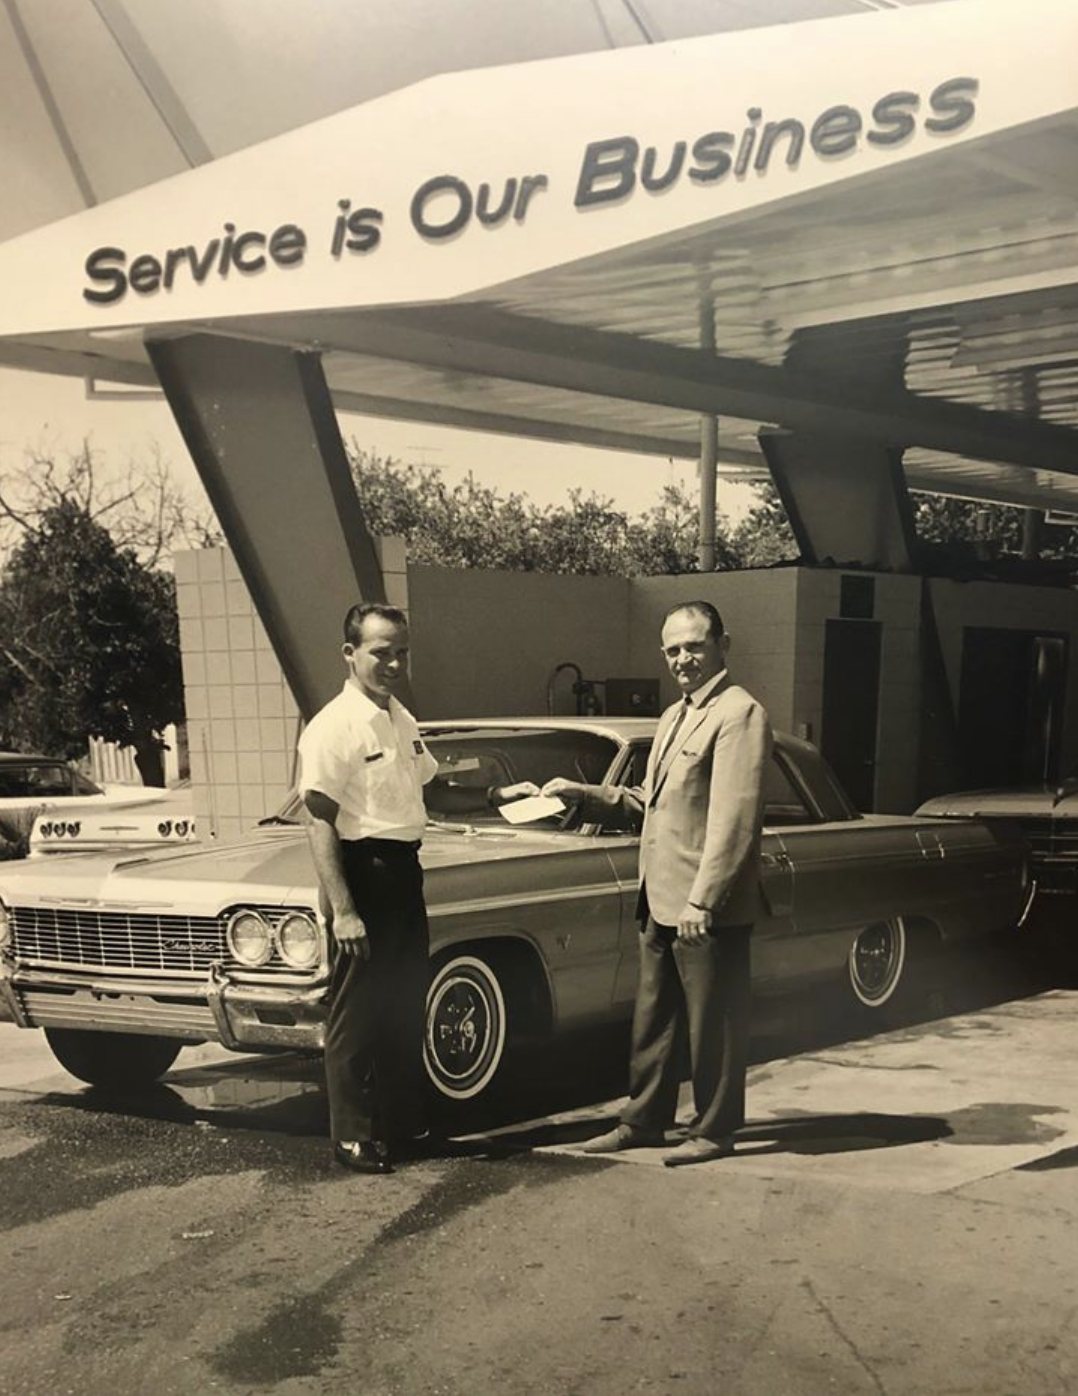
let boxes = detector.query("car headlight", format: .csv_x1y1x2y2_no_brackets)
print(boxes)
0,901,10,950
226,909,273,966
277,912,321,970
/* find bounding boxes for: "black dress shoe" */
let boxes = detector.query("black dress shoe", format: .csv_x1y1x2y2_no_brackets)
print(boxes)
333,1140,394,1175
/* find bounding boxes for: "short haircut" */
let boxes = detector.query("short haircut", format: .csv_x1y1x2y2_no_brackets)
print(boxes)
343,602,408,645
662,600,725,641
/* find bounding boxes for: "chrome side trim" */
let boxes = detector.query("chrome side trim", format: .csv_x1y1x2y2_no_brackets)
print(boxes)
428,882,623,920
1016,878,1039,930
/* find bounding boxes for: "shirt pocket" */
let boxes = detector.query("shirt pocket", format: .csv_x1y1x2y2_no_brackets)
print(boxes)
672,747,709,796
364,746,400,797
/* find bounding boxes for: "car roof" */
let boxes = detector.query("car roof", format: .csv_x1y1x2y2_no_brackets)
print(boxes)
0,752,72,765
420,716,658,742
419,717,814,759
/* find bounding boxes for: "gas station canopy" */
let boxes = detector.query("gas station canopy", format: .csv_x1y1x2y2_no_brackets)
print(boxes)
0,0,1077,512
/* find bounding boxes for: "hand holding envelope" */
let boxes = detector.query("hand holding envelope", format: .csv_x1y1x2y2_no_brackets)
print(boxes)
495,776,591,825
498,794,566,825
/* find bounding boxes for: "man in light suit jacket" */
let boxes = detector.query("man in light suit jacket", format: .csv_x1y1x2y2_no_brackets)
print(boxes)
545,600,771,1166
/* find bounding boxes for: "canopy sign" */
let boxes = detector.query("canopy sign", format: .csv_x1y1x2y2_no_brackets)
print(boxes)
0,0,1073,338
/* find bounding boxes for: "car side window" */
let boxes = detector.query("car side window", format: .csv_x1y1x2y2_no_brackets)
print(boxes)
763,755,814,827
23,765,76,797
0,765,74,798
588,742,650,835
624,743,650,790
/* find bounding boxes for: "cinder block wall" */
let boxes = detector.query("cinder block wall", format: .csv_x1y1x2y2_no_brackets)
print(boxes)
176,543,1078,833
407,566,631,718
630,569,801,729
175,539,408,842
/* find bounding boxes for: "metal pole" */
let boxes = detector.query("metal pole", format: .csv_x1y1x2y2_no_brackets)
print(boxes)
699,414,718,571
1021,507,1044,561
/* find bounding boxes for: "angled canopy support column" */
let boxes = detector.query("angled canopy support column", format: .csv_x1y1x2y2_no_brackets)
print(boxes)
147,333,386,720
759,428,918,571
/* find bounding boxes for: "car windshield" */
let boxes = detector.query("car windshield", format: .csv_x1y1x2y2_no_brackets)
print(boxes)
425,726,622,827
266,727,624,830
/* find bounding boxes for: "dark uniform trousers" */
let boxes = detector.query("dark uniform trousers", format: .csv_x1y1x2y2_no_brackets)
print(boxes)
621,915,753,1142
323,837,430,1144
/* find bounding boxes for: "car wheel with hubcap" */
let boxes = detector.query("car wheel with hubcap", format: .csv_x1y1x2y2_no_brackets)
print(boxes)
424,954,507,1102
43,1027,183,1089
848,917,907,1009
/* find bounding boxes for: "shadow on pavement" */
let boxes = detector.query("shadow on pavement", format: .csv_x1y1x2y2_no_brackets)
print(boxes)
734,1111,953,1155
462,1109,952,1159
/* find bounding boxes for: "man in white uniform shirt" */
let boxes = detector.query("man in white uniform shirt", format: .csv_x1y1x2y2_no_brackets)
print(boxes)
299,602,531,1175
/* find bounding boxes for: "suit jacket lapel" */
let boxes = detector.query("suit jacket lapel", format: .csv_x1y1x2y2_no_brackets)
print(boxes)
649,676,730,806
644,703,680,799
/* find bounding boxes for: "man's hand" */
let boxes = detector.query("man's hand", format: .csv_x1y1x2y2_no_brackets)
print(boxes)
332,908,371,960
541,778,587,805
677,903,712,945
490,781,541,806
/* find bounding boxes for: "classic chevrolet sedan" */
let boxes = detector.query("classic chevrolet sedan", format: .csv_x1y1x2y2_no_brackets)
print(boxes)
0,719,1031,1104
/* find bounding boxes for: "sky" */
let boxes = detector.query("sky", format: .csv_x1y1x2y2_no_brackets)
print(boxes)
0,363,758,527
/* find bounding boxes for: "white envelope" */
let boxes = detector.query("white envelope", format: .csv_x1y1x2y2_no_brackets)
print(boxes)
498,794,566,825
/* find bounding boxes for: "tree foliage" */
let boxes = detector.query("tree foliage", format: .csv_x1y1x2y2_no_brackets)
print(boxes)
910,493,1078,563
349,449,749,575
0,438,210,785
0,439,220,567
0,501,183,785
730,483,799,567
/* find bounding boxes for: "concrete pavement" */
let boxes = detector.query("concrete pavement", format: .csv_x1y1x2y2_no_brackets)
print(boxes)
2,988,1078,1394
3,991,1078,1195
477,991,1078,1194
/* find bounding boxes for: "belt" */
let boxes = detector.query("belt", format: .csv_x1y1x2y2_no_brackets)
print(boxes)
342,837,422,854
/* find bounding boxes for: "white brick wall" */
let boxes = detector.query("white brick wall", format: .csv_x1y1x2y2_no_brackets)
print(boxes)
176,538,409,842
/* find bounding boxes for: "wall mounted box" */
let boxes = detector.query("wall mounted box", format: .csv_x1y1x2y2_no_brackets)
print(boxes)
604,677,660,717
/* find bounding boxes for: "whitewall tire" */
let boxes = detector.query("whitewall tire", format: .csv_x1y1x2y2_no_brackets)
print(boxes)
424,954,508,1101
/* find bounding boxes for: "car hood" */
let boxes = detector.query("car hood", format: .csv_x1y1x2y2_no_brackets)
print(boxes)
0,820,601,914
915,787,1078,818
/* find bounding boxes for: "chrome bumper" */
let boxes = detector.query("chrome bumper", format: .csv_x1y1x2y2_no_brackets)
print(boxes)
0,956,329,1051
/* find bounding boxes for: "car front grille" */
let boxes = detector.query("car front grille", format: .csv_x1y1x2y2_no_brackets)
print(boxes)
1015,818,1078,894
1017,817,1078,862
10,906,228,975
8,903,320,977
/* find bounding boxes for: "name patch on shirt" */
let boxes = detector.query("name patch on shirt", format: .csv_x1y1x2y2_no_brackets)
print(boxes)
413,740,425,755
364,750,385,764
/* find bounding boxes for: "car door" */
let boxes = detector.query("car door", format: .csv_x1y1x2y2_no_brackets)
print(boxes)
751,755,820,989
589,740,647,1013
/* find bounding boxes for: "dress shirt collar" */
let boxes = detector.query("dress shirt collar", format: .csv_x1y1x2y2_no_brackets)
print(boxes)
685,668,728,709
342,678,396,720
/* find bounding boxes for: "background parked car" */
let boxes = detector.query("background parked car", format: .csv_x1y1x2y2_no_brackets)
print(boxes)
917,779,1077,921
0,720,1031,1105
0,752,191,858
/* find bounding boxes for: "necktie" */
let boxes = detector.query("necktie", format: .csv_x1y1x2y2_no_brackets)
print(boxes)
655,697,692,772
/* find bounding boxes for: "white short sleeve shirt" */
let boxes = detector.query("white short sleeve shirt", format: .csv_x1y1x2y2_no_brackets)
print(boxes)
297,682,439,842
